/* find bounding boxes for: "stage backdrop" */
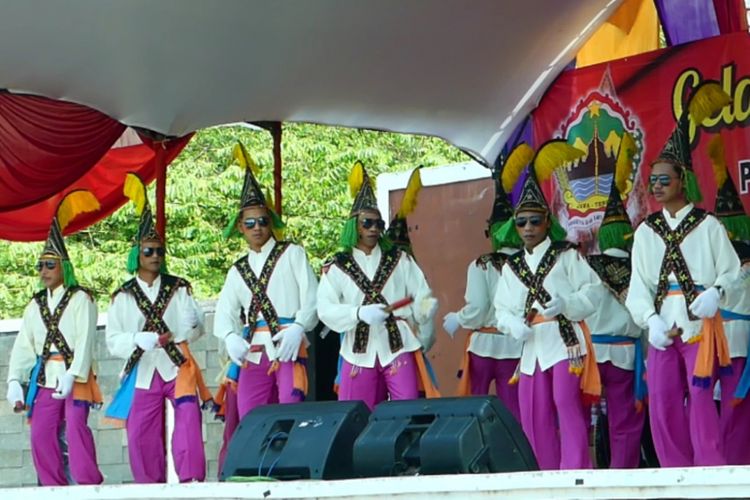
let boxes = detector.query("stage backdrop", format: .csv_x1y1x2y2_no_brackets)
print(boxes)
533,31,750,253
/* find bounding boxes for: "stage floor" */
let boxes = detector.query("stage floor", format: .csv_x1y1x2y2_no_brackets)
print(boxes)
1,466,749,500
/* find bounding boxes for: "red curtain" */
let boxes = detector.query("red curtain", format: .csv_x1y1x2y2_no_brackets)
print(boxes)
0,92,192,241
713,0,748,33
0,92,126,211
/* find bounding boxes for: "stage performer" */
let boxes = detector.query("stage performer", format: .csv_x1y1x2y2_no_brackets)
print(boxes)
584,133,646,469
106,173,210,483
213,142,318,426
626,82,739,467
706,134,750,466
493,140,601,470
317,161,438,410
442,148,524,421
6,190,103,486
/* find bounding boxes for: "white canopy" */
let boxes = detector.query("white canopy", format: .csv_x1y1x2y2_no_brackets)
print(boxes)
0,0,621,163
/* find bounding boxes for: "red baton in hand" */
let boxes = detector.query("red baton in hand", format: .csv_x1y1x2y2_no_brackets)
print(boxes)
384,296,414,314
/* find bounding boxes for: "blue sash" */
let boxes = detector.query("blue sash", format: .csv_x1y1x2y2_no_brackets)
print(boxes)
105,364,138,421
24,356,44,418
720,309,750,321
591,334,647,405
334,332,345,389
718,309,750,399
226,317,294,383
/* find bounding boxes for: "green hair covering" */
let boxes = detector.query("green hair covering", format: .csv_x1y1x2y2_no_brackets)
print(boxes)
489,221,519,251
598,221,633,252
62,260,78,288
721,215,750,242
683,169,703,203
339,217,359,250
490,214,567,249
338,216,395,252
126,244,140,274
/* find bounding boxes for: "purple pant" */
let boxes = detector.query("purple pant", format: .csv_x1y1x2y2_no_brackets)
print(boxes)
339,352,419,410
519,361,592,470
30,387,103,486
647,337,725,466
126,373,206,483
469,353,521,422
237,353,300,420
598,362,645,468
719,357,750,465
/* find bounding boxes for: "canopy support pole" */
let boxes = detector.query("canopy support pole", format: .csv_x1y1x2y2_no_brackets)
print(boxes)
270,122,283,216
155,142,167,241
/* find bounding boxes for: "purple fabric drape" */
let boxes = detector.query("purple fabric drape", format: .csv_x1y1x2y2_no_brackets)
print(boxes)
655,0,720,45
500,117,534,205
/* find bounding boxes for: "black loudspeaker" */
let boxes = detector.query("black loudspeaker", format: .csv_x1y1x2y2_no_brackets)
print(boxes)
221,400,370,481
352,396,538,476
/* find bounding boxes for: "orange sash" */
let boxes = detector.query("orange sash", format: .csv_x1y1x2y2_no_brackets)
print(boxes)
530,315,601,403
665,289,732,387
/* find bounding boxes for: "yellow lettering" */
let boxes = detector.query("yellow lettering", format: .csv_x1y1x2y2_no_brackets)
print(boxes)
673,69,701,142
736,78,750,123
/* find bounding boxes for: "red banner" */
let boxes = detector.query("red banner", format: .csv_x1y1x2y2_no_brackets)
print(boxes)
533,31,750,252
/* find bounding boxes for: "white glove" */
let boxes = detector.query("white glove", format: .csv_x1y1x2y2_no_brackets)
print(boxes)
52,372,75,400
225,333,250,366
134,331,159,351
6,380,24,409
507,315,533,342
420,297,439,319
647,314,673,351
358,304,389,326
689,287,721,319
442,312,460,338
541,295,565,318
272,323,306,362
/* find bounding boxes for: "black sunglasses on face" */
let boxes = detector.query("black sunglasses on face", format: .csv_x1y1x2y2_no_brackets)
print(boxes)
142,247,166,257
649,174,677,187
515,215,545,228
35,260,58,272
244,216,270,229
360,218,385,231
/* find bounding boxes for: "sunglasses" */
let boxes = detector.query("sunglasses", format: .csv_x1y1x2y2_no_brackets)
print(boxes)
35,259,58,271
142,247,166,257
360,218,385,231
244,216,270,229
515,215,546,228
648,174,678,187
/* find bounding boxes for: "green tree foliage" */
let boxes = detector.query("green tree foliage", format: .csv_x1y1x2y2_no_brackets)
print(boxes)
0,124,464,318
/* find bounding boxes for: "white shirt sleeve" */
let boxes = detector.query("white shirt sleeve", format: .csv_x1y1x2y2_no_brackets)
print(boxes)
213,267,245,341
66,291,98,380
289,244,319,331
560,250,601,321
626,224,658,328
317,265,360,334
105,292,139,360
7,302,38,383
457,261,490,330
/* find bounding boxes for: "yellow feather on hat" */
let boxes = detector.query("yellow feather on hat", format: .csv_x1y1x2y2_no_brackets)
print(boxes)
708,134,727,189
534,140,586,182
124,172,148,215
57,190,100,231
501,143,534,193
397,166,423,218
348,160,366,198
687,81,731,125
232,142,261,176
615,132,636,194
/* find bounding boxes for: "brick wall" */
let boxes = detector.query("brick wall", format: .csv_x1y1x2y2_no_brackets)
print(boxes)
0,302,225,486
